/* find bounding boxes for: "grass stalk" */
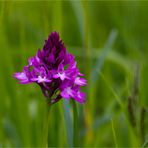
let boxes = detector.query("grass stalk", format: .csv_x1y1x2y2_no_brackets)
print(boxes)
72,100,79,147
42,103,51,148
63,100,73,147
111,118,118,148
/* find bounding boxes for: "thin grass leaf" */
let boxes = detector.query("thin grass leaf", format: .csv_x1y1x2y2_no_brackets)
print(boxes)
99,72,140,146
142,139,148,148
111,118,118,148
99,72,124,109
70,0,85,43
72,100,79,147
63,100,73,147
91,29,118,84
3,118,22,146
70,1,91,80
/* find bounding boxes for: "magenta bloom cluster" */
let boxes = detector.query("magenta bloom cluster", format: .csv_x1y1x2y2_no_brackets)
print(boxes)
14,32,86,104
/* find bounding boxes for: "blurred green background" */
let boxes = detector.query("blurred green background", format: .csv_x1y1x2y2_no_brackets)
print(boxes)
0,0,148,147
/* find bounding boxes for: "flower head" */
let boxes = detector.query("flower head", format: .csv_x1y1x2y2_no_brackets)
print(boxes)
13,32,87,104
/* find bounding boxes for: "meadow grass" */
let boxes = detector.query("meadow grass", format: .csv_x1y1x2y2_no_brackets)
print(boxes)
0,0,148,147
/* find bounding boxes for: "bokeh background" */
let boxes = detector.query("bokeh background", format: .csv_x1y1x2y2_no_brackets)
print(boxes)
0,0,148,147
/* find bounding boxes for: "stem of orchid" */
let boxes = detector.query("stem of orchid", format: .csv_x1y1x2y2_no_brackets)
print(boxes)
72,100,79,147
42,103,51,148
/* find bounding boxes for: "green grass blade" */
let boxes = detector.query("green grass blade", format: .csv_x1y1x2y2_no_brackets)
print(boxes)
70,0,85,43
142,139,148,148
111,118,118,148
63,100,73,147
72,100,79,147
91,29,118,84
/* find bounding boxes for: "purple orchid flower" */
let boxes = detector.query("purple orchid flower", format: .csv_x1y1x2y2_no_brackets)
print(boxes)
13,32,87,104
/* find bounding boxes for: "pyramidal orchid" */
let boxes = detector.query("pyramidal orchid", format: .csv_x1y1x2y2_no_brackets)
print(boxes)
13,32,87,105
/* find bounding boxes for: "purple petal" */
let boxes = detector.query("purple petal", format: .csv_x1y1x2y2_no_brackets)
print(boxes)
61,87,72,100
13,72,30,84
75,77,87,86
73,91,86,104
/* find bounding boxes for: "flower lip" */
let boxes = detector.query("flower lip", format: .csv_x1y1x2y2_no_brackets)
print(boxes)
31,76,51,83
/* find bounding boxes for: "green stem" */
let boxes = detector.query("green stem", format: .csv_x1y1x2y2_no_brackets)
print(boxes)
42,103,51,148
72,100,79,147
111,118,118,148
